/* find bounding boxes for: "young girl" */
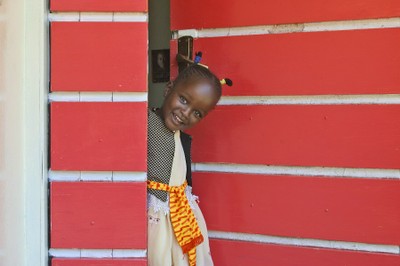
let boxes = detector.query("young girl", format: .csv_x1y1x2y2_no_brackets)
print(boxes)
147,64,224,266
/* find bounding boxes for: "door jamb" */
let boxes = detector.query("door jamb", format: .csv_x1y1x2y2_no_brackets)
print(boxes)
23,0,49,265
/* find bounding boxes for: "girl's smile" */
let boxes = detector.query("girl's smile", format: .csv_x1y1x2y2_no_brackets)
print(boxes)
161,80,220,132
171,111,185,126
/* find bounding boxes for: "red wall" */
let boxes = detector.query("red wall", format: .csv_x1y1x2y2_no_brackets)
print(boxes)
49,0,148,265
48,0,400,265
51,22,147,92
171,0,400,265
171,0,400,29
173,29,400,96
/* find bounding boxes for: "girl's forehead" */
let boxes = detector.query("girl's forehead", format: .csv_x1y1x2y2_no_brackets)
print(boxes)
177,80,212,94
179,82,219,107
175,78,212,91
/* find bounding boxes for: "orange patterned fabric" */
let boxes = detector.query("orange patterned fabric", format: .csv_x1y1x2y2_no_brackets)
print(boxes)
147,180,204,266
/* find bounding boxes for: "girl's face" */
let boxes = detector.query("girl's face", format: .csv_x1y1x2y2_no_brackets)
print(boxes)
161,80,220,132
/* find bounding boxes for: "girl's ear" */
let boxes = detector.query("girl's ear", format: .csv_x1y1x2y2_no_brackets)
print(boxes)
164,80,174,97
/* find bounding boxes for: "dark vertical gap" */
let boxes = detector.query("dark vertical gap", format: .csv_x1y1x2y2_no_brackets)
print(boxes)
47,7,52,265
148,0,171,108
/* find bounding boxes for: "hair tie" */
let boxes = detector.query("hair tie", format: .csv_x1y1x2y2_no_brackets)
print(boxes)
194,51,233,87
220,78,233,87
194,51,203,64
176,51,233,86
193,51,208,68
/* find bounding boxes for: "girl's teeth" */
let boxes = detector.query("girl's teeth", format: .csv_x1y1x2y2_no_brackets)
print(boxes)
174,114,183,124
175,115,182,123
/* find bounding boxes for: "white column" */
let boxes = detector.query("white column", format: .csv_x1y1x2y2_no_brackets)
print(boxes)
0,0,48,265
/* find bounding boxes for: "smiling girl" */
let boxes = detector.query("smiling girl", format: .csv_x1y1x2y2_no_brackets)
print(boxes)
147,64,224,266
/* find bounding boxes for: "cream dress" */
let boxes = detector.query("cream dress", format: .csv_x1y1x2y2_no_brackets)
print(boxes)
147,129,214,266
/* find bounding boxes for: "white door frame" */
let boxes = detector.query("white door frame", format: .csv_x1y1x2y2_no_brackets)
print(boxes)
0,0,48,265
24,0,50,266
24,0,49,265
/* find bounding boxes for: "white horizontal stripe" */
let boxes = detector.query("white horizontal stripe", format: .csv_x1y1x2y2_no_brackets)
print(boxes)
81,249,112,258
176,29,198,38
174,17,400,38
193,163,400,180
49,12,148,22
209,231,400,254
48,12,80,22
48,249,80,258
48,92,148,102
80,12,113,22
48,92,80,102
49,92,400,105
80,171,112,181
49,248,147,258
49,170,147,182
48,170,80,181
113,171,147,182
218,94,400,105
112,249,148,258
113,12,148,22
80,92,113,102
113,92,148,102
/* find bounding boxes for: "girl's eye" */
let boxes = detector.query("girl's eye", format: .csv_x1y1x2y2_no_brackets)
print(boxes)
179,96,187,104
194,111,202,119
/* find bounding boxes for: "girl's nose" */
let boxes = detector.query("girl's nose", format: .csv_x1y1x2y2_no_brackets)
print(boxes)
181,108,190,121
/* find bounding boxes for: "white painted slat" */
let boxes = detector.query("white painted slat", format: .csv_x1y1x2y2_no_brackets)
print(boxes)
48,248,81,258
49,170,147,182
48,92,148,102
48,170,80,182
49,248,147,258
209,231,400,254
174,17,400,38
112,171,147,182
48,12,80,22
79,12,113,22
113,92,148,102
79,92,113,102
80,249,112,258
113,12,148,22
218,94,400,105
193,163,400,180
48,92,400,105
112,249,147,258
80,171,113,181
48,92,80,102
49,12,148,22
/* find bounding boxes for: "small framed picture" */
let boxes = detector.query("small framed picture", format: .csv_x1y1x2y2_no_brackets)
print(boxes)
151,49,170,83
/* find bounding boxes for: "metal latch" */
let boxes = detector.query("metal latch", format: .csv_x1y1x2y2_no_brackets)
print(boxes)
176,36,193,73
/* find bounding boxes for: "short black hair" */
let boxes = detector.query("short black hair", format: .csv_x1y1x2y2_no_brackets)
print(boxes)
172,64,222,99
